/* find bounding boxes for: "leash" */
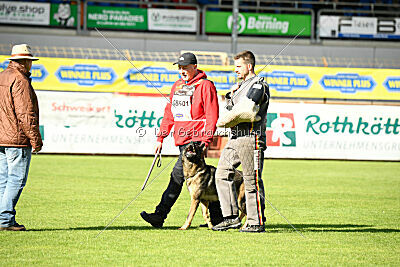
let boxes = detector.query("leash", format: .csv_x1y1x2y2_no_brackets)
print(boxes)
94,27,305,237
141,152,162,191
95,156,174,239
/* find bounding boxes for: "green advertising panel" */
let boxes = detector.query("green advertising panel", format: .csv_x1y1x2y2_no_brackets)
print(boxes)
206,11,311,36
50,3,77,27
87,6,147,30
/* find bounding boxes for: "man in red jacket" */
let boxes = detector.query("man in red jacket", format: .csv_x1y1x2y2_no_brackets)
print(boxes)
0,44,42,231
140,52,220,228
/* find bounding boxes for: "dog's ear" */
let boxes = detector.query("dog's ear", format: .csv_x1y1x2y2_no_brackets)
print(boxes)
199,142,205,151
199,142,208,158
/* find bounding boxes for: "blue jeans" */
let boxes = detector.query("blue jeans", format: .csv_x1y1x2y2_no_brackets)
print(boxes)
0,147,32,227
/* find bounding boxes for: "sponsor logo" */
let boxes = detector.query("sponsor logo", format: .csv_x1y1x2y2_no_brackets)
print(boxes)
31,64,48,82
39,125,44,140
260,71,311,91
87,9,145,23
383,76,400,92
320,16,400,40
305,115,399,135
0,2,49,25
124,67,178,88
125,67,237,90
0,61,6,72
227,13,246,34
227,13,289,34
247,15,289,34
114,109,163,128
320,73,376,93
266,113,296,147
55,64,116,86
1,61,48,82
0,2,47,16
152,12,160,22
206,70,237,90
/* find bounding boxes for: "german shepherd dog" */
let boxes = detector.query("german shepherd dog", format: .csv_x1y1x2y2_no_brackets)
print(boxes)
179,142,246,230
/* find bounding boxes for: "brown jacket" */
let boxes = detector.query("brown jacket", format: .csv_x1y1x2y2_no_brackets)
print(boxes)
0,61,42,150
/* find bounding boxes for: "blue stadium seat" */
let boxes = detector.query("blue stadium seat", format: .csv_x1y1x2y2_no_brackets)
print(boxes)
198,0,220,11
197,0,219,4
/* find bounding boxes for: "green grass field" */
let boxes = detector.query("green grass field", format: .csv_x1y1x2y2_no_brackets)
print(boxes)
1,155,399,265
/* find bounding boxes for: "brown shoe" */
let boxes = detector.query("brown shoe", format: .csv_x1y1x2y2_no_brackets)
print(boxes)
0,223,26,231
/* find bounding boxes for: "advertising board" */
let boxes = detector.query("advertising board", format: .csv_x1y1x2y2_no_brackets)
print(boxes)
320,15,400,39
0,1,50,25
35,91,400,160
87,5,147,30
2,56,399,101
148,8,196,32
205,11,311,36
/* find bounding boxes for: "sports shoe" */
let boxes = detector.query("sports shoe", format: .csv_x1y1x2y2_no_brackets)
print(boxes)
239,224,265,233
211,217,241,231
0,223,26,231
140,211,164,228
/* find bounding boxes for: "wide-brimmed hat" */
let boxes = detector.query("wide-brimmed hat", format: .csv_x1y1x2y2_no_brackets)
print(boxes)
173,52,197,66
8,44,39,61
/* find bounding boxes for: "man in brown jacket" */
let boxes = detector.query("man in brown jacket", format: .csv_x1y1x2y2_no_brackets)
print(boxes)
0,44,42,231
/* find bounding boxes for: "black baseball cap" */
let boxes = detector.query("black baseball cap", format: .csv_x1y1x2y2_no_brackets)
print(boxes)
173,52,197,66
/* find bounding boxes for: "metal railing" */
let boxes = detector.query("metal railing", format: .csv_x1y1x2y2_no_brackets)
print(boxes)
212,0,400,12
1,43,400,69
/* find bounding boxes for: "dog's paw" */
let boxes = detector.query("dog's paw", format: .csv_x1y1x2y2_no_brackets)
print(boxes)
179,225,189,230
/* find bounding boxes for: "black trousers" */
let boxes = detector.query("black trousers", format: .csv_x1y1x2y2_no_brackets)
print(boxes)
155,143,223,225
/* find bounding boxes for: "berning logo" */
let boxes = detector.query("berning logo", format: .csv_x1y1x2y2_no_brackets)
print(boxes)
227,13,246,34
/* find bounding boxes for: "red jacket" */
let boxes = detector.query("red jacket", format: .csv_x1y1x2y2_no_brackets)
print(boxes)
157,70,219,146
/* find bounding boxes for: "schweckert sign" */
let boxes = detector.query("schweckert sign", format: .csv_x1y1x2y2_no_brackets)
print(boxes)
205,11,311,36
36,91,178,155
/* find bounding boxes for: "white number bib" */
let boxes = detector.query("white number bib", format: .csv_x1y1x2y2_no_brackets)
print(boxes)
172,84,195,121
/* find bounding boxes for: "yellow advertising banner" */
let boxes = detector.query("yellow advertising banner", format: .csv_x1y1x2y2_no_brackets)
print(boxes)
1,56,399,100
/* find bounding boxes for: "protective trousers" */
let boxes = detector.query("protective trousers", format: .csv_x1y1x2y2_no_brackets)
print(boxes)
215,135,265,225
